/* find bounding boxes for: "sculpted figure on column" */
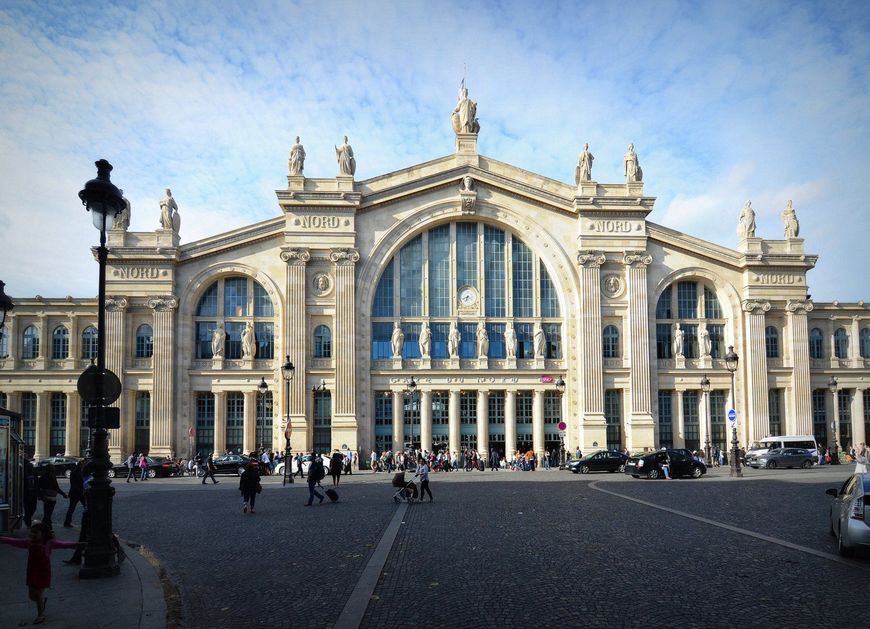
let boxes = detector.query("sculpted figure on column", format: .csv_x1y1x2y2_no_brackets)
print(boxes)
335,135,356,176
782,200,800,239
700,322,712,357
212,324,225,358
391,322,404,358
533,322,547,359
673,322,684,357
451,86,480,134
504,322,517,359
242,322,256,359
476,321,489,357
115,194,130,230
159,188,178,230
575,143,594,184
289,136,306,176
737,201,757,239
419,323,432,358
447,321,461,358
624,143,643,182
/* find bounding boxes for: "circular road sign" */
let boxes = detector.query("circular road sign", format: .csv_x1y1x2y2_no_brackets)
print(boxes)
77,364,122,406
727,409,737,422
557,421,567,431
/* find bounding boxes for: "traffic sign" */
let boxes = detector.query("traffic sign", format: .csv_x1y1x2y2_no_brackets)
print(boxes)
557,421,567,432
727,409,737,423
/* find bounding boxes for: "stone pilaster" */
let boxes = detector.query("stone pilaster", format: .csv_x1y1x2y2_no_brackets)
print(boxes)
743,300,771,442
577,251,607,449
330,248,360,450
213,391,226,457
35,391,49,460
243,390,257,453
391,390,403,452
852,389,865,446
4,316,17,368
68,314,79,362
280,248,310,445
505,390,517,458
36,314,47,368
852,316,862,368
146,295,176,457
673,390,685,448
67,391,80,456
532,388,545,461
420,389,433,452
448,389,460,457
623,251,655,449
476,390,489,460
105,296,128,459
786,299,814,434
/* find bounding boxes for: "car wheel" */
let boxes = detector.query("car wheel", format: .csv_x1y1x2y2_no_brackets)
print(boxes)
64,469,72,479
148,469,157,479
197,469,205,478
647,468,660,480
766,461,777,469
580,465,590,474
837,528,853,557
107,469,116,478
801,460,812,469
618,464,626,473
238,467,246,477
691,467,702,479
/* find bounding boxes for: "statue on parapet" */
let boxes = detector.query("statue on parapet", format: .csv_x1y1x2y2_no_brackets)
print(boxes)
419,323,432,358
576,143,594,184
159,188,177,231
212,324,225,359
115,193,130,230
737,200,757,239
448,321,461,358
624,143,642,183
335,135,356,176
534,322,547,359
504,322,517,359
242,322,256,359
476,321,489,358
782,200,800,239
391,322,404,358
451,86,480,134
289,136,306,176
673,322,684,357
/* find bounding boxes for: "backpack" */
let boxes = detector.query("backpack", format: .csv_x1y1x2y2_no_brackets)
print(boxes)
310,461,325,482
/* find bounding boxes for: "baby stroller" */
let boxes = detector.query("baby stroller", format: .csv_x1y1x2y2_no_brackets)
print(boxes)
391,471,418,503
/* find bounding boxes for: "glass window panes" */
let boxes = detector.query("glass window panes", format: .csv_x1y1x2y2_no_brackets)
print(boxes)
456,223,478,291
428,225,451,317
834,328,849,359
486,323,505,359
838,390,852,447
223,278,248,317
135,392,150,454
374,394,392,426
255,322,274,359
708,324,724,359
765,326,779,359
313,325,331,358
313,391,331,453
809,328,824,359
512,239,533,317
768,389,782,436
371,322,392,360
683,324,698,359
136,324,153,358
657,390,673,448
704,287,722,319
195,393,215,456
458,323,476,359
459,393,476,425
544,392,561,424
430,323,450,359
373,260,394,317
683,391,699,451
401,323,421,359
484,226,506,317
22,393,36,450
677,282,697,319
515,323,534,359
0,328,8,358
226,393,244,452
710,390,726,450
196,322,217,359
81,326,98,359
399,235,423,317
50,392,66,451
432,392,449,425
656,324,672,359
256,391,273,449
540,262,560,317
542,323,562,359
861,328,870,359
812,389,827,445
196,284,218,316
656,286,672,319
488,391,505,424
225,322,245,360
605,390,622,450
22,325,39,359
52,326,69,359
253,283,273,317
603,325,619,358
516,392,532,424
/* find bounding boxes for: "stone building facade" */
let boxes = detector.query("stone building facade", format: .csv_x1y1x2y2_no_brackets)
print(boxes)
2,101,869,462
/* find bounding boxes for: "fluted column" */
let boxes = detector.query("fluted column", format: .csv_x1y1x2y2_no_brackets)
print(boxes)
281,248,310,447
448,389,460,457
476,390,489,459
105,297,128,458
68,314,80,362
392,390,403,452
532,388,544,461
213,391,227,457
743,300,771,442
786,299,813,434
243,390,257,453
420,389,433,452
623,251,655,449
330,248,360,450
67,391,80,456
673,390,685,448
35,391,49,460
147,296,177,457
5,316,17,367
505,390,517,458
851,316,862,368
577,251,607,449
852,389,865,447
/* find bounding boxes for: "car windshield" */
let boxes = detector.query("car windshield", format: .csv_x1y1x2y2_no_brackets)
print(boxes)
749,442,773,451
766,449,784,455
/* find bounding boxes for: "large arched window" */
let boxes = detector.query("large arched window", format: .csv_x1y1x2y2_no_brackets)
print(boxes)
655,281,725,360
194,276,275,359
52,326,69,359
603,325,620,358
81,326,98,360
809,328,824,359
370,222,562,360
834,328,849,359
765,326,779,359
313,325,332,358
861,328,870,359
22,325,39,359
135,324,153,358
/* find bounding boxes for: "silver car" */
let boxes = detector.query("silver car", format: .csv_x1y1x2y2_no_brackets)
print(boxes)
826,473,870,556
752,448,814,469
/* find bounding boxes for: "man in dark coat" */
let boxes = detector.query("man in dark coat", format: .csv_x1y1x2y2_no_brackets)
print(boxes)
305,454,325,506
63,460,85,527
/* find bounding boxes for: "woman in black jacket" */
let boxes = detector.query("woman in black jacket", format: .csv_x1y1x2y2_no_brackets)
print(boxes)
38,465,68,529
238,462,261,514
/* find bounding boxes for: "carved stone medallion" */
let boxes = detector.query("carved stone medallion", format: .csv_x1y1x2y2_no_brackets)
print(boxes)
312,273,332,296
602,275,624,298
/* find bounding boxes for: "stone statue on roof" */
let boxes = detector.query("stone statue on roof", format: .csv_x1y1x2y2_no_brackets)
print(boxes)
737,200,757,239
576,143,594,184
335,136,356,176
289,136,305,176
782,200,800,239
624,143,642,183
451,86,480,134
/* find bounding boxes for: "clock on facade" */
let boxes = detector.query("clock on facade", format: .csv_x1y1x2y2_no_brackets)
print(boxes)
458,286,478,307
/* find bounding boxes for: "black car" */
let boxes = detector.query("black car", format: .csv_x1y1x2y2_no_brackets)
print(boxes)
625,449,707,479
199,454,257,477
566,450,628,474
35,456,82,478
108,456,180,478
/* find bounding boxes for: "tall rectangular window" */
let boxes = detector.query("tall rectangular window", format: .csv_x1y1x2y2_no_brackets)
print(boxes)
683,391,700,451
196,322,217,359
313,392,332,453
605,390,622,451
543,392,561,424
400,236,423,316
710,390,726,450
656,324,672,359
374,393,392,453
197,284,218,316
371,322,392,360
542,323,562,359
656,286,672,319
657,390,673,448
0,330,8,358
768,389,782,436
459,393,476,424
432,392,449,425
223,278,248,317
838,390,852,448
401,323,421,359
50,392,66,452
486,323,506,359
253,283,273,317
540,262,560,317
683,324,698,359
22,392,36,452
864,390,870,446
677,281,697,319
195,393,215,456
484,225,506,317
515,323,534,359
512,240,533,317
428,226,451,317
135,392,150,454
225,322,245,360
226,393,244,452
704,287,722,319
458,323,476,359
373,260,394,317
80,398,90,456
516,391,532,448
255,391,273,450
488,391,505,424
430,323,450,359
255,322,274,359
812,390,827,445
456,223,478,291
708,324,724,359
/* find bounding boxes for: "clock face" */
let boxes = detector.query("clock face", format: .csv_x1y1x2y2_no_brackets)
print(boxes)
459,286,477,306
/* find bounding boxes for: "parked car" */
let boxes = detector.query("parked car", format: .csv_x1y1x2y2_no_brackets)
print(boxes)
35,456,82,478
826,473,870,556
197,453,257,477
107,456,180,478
274,453,332,477
749,448,815,470
625,449,707,479
566,450,628,474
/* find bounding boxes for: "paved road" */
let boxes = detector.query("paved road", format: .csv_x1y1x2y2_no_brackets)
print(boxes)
107,466,869,628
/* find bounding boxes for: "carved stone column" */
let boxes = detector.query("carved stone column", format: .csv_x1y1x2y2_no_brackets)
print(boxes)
576,251,607,449
146,295,177,457
68,314,80,362
392,390,403,452
853,388,866,446
213,391,226,457
105,297,128,458
448,389,460,457
851,316,862,368
673,391,685,448
35,391,49,460
532,388,545,461
420,389,433,453
67,391,80,456
280,248,310,446
330,248,360,450
743,300,771,442
476,389,489,460
243,390,257,454
623,251,655,449
36,314,47,369
786,299,814,434
505,390,517,458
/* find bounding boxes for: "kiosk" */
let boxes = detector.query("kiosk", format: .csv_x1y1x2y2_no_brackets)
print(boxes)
0,407,24,533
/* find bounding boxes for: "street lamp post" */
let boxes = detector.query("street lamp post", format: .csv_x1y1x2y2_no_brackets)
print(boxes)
404,376,419,457
724,345,742,478
828,375,839,460
555,375,566,466
700,374,712,466
281,356,295,486
257,377,269,453
78,159,126,578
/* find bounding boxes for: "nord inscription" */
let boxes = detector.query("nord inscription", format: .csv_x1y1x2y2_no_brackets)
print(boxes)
298,215,340,229
592,220,632,233
114,267,161,279
757,273,798,285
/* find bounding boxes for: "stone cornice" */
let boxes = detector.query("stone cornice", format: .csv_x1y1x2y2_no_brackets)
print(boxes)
577,251,606,268
105,297,129,312
622,251,652,267
146,295,178,311
280,247,311,266
742,300,771,314
329,248,360,265
785,299,814,315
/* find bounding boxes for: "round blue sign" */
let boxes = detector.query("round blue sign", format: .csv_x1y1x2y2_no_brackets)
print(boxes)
727,409,737,422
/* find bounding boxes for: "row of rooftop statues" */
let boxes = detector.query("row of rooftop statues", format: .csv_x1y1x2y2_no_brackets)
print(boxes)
574,142,642,184
389,320,547,361
737,200,801,240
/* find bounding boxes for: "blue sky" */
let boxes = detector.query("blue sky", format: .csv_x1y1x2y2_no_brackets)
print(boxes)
1,0,868,301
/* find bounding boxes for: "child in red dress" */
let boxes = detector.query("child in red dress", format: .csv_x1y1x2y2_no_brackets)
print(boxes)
0,521,81,625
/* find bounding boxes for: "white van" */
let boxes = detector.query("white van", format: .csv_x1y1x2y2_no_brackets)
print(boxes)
745,435,819,461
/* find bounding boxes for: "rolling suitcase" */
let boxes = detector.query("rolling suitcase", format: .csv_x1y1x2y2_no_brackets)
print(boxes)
325,488,339,502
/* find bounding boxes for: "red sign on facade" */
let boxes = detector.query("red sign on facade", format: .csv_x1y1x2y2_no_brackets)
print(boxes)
540,375,554,384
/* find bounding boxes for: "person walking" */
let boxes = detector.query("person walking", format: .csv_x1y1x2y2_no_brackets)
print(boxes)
1,521,82,625
63,461,85,528
23,459,39,527
37,465,67,530
417,459,433,502
239,461,261,514
329,451,344,487
295,453,305,479
660,452,673,480
305,453,325,506
202,455,219,485
62,467,93,566
855,443,868,474
125,452,138,482
138,453,149,481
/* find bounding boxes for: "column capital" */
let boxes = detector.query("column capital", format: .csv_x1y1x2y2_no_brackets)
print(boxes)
577,250,606,267
622,250,652,267
785,299,814,314
146,295,178,311
742,299,771,314
329,248,360,266
105,296,129,312
280,247,311,265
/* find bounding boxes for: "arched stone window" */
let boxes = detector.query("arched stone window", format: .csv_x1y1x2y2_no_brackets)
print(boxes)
861,328,870,359
313,325,332,358
834,328,849,359
22,325,39,359
52,326,69,359
765,326,779,359
602,325,620,358
81,326,98,360
135,324,153,358
809,328,824,359
655,280,725,360
193,276,275,359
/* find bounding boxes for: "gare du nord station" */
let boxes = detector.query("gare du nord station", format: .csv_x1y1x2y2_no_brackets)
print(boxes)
1,88,868,464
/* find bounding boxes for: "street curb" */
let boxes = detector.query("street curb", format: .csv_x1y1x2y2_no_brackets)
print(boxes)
120,537,173,629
